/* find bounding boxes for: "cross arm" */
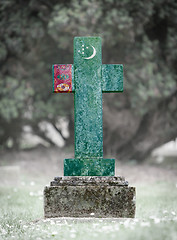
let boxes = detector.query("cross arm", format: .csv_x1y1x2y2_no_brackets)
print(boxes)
53,64,75,93
102,64,123,92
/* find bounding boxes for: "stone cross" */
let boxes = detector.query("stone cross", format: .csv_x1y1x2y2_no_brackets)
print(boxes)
53,37,123,176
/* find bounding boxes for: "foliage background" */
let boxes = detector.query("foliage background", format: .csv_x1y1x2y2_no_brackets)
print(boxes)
0,0,177,161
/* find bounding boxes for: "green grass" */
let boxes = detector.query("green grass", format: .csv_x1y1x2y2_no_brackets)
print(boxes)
0,180,177,240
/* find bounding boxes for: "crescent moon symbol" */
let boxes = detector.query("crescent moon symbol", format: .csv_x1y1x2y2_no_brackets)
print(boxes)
84,45,96,60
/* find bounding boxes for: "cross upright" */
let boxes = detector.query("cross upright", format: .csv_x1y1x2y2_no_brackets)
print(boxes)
53,37,123,176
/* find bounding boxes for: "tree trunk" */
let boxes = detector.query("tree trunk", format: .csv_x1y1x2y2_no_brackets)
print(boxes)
103,90,177,161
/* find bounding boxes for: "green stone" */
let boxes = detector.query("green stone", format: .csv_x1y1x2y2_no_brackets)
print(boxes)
64,158,115,176
102,64,123,92
53,37,123,176
74,37,103,159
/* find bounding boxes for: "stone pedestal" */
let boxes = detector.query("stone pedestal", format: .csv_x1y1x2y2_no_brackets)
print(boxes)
44,176,136,218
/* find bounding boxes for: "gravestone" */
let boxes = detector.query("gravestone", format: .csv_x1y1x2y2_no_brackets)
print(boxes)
44,37,136,218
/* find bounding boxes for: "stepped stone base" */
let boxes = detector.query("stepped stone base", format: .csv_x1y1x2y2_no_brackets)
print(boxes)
44,176,136,218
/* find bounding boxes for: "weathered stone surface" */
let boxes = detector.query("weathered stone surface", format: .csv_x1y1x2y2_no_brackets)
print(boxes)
44,176,136,218
52,37,124,176
51,176,128,186
102,64,123,92
74,37,103,161
64,158,115,176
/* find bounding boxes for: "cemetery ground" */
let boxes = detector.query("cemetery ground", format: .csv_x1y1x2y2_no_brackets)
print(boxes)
0,147,177,240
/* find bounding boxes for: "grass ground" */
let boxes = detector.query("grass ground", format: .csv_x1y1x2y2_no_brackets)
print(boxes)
0,147,177,240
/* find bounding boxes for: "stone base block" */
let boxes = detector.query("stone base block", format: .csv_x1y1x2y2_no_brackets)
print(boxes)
44,177,136,218
64,158,115,176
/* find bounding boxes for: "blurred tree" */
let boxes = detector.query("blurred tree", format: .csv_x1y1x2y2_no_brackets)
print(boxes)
0,0,176,161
